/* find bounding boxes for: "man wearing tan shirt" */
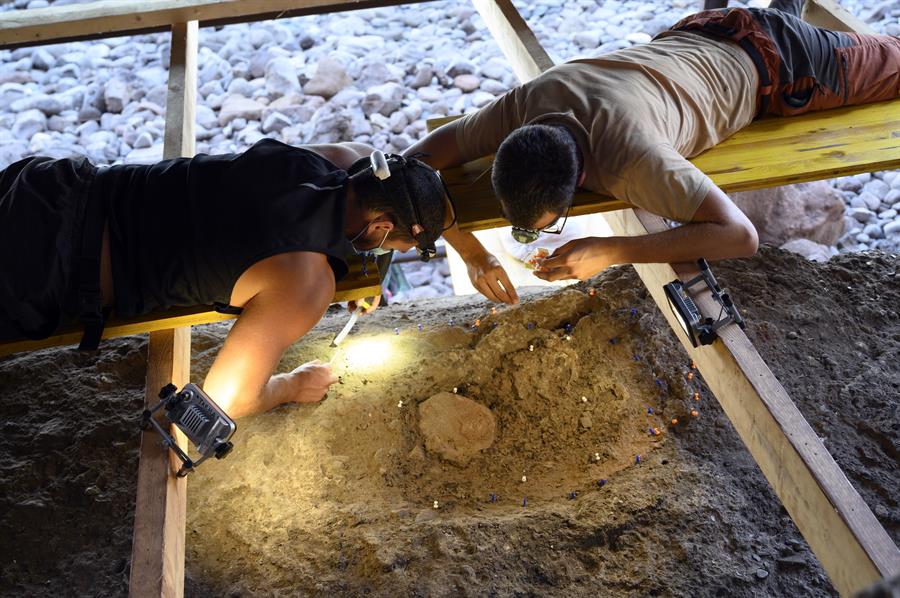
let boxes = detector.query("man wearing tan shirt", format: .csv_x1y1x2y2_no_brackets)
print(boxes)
405,1,900,300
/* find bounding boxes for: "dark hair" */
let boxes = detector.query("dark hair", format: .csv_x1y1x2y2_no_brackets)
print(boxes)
491,124,579,228
348,155,446,246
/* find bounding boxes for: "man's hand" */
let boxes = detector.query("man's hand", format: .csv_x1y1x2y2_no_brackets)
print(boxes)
465,251,519,304
534,237,617,282
257,360,339,412
347,295,381,315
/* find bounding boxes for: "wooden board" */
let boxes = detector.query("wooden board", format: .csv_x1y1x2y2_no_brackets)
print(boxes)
0,265,381,357
128,22,197,598
468,0,900,594
802,0,875,34
428,97,900,232
0,0,432,49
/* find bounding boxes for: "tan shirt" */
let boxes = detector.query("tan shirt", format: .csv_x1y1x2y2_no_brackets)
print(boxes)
455,31,759,222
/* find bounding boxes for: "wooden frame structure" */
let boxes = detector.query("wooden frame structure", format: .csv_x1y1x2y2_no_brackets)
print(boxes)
0,0,897,596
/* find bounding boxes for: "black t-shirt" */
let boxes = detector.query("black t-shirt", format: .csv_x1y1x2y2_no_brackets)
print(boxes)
97,139,353,317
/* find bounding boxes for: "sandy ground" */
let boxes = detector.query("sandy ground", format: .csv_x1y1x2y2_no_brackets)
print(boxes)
0,246,897,597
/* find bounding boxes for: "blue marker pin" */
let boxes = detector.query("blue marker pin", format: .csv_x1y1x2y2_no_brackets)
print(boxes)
647,407,654,415
449,318,455,326
608,337,618,345
522,497,527,507
527,322,535,330
564,323,574,334
633,354,641,362
569,491,577,500
417,323,423,332
394,327,400,335
598,479,607,487
655,379,663,387
635,455,642,464
630,307,638,317
489,493,497,503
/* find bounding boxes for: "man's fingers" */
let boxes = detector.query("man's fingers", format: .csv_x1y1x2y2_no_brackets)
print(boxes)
495,268,519,304
473,278,501,303
484,275,512,305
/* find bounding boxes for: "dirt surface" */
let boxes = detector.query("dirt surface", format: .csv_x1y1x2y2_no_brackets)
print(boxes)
1,246,897,597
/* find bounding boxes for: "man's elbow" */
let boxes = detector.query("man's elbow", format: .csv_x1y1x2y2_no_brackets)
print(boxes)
734,222,759,257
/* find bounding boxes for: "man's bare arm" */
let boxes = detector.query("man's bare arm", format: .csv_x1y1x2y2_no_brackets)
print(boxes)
202,252,337,418
403,120,519,304
536,185,759,281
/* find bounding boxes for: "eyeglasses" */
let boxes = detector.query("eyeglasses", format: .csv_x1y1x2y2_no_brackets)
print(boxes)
510,198,572,244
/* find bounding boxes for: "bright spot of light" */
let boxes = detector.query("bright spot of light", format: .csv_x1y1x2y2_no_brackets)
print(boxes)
341,337,395,371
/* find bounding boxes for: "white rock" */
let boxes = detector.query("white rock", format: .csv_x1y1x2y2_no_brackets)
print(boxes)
470,91,495,108
884,189,900,205
447,59,476,77
410,65,434,89
863,179,890,199
480,79,509,95
195,104,218,130
12,109,46,139
625,32,652,44
303,56,352,99
104,78,130,113
884,220,900,237
574,30,604,48
863,223,884,239
262,111,292,133
32,49,56,71
479,57,510,80
125,144,163,164
362,82,403,117
453,74,480,93
265,56,301,97
417,86,443,102
132,131,153,149
847,207,875,223
388,110,409,134
390,133,413,151
856,191,882,211
880,209,898,220
217,94,265,126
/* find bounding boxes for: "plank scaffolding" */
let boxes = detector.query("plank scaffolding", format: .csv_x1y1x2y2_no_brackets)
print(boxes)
0,1,898,597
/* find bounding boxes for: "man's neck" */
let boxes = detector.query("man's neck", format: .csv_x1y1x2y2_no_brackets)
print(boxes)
343,182,371,238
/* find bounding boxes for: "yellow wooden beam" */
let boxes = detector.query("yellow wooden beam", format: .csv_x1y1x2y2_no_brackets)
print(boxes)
0,276,380,357
0,0,432,49
429,97,900,232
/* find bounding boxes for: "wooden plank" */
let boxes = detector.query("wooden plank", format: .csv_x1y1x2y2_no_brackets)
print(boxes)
607,208,900,596
128,21,197,598
802,0,875,34
0,0,432,49
470,0,553,82
427,97,900,232
0,271,380,357
129,327,191,598
470,0,900,594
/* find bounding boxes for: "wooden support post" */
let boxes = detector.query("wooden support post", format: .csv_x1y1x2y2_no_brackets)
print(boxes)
470,0,553,82
471,0,900,594
802,0,875,34
129,20,197,598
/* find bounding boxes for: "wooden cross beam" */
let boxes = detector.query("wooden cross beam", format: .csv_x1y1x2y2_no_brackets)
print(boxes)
468,0,900,595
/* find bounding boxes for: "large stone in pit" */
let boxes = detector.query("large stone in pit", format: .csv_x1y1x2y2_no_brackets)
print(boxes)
418,393,496,466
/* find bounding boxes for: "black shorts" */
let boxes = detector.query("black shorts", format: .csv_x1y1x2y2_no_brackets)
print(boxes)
0,156,98,340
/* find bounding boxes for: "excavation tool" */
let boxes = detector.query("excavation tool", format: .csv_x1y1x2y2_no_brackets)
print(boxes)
141,383,236,477
664,258,745,347
331,299,371,348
